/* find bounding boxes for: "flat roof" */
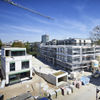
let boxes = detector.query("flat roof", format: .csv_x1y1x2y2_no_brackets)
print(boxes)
53,71,65,76
2,47,26,50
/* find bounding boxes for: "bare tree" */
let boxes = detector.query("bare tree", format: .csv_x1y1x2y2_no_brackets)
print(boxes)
90,25,100,42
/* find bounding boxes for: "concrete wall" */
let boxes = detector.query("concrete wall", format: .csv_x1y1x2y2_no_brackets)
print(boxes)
34,67,68,86
5,55,32,73
1,48,32,84
56,73,68,86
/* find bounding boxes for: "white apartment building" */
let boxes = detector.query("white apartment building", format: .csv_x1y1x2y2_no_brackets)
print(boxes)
1,47,32,85
40,45,100,71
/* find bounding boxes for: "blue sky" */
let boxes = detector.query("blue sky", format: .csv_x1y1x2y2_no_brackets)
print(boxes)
0,0,100,42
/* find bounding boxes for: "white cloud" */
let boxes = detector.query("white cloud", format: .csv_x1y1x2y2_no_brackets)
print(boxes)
1,10,100,41
0,24,44,33
10,25,44,33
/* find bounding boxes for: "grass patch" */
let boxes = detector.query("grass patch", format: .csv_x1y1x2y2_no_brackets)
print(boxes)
53,71,65,76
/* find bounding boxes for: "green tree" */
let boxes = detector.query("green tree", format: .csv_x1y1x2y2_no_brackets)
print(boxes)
25,42,39,57
95,40,100,45
0,40,2,49
25,42,30,53
32,42,39,57
12,42,25,47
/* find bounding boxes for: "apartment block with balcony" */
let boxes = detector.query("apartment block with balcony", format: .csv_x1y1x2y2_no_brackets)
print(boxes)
56,46,95,70
40,45,100,71
40,45,57,65
1,47,32,85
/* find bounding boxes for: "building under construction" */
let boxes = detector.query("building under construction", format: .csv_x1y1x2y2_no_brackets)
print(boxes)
1,47,32,85
39,39,100,71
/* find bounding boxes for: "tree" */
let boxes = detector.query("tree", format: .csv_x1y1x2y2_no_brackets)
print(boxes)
95,40,100,45
25,42,39,57
32,42,39,57
25,42,30,53
0,40,2,49
90,25,100,42
12,42,25,47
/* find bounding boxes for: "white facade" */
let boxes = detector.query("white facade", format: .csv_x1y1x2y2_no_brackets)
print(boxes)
56,45,100,70
40,45,100,71
1,47,32,85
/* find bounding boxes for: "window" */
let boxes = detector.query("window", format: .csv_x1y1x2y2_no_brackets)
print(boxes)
72,57,80,63
5,50,10,56
67,48,72,55
67,56,72,63
11,51,25,56
22,61,29,69
10,62,15,71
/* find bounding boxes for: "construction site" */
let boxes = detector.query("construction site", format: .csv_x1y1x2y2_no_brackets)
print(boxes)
0,40,100,100
0,0,100,100
0,55,100,100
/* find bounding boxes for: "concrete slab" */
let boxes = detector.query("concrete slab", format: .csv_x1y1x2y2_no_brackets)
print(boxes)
32,57,68,86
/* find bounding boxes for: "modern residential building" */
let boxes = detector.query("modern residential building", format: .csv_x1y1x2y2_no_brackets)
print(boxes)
41,34,49,43
56,45,100,71
39,44,100,71
40,45,57,65
1,47,32,85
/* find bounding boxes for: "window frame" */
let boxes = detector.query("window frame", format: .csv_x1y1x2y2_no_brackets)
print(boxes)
10,62,15,71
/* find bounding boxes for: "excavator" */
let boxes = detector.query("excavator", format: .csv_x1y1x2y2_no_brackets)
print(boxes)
1,0,54,20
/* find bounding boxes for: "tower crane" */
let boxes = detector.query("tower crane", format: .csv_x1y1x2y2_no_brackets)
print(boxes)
1,0,54,20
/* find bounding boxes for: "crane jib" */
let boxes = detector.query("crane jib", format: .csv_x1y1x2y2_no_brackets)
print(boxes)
2,0,54,20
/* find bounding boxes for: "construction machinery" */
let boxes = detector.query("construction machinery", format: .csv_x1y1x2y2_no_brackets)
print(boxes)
1,0,54,20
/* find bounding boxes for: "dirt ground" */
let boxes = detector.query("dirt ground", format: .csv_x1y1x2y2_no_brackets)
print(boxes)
55,84,96,100
0,71,99,100
0,74,56,100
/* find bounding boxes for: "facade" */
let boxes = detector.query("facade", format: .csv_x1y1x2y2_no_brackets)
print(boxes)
40,45,100,71
1,47,32,85
56,45,100,71
40,45,57,65
41,34,49,43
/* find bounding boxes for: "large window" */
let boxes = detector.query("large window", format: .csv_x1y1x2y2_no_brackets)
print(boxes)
9,71,30,84
67,48,72,55
73,48,80,55
67,56,72,63
5,50,10,56
10,62,15,71
22,61,29,69
11,50,25,56
72,57,80,63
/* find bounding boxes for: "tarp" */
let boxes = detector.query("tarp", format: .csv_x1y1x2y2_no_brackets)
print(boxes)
80,76,90,85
